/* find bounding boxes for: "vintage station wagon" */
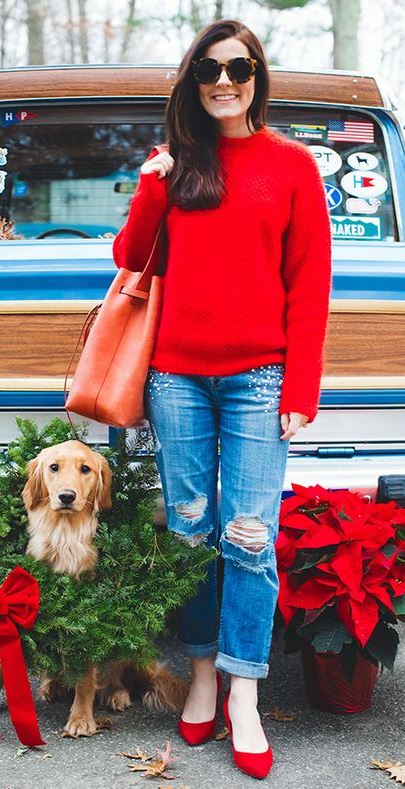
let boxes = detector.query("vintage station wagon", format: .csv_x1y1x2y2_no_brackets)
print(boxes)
0,64,404,496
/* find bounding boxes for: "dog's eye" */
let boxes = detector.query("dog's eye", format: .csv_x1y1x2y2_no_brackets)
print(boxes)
49,463,59,472
81,464,91,474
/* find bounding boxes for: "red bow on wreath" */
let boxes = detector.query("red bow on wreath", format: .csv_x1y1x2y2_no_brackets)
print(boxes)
0,566,45,746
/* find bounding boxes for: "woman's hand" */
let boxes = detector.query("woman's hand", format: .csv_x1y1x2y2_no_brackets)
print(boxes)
140,151,175,179
280,412,309,440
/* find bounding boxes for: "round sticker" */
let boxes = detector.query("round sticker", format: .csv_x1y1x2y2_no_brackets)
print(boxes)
341,170,388,198
347,152,379,171
308,145,342,177
324,183,343,210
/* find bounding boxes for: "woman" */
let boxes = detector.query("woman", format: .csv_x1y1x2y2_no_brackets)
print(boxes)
113,18,331,779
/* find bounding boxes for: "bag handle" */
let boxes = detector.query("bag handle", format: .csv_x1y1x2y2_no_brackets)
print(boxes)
63,142,170,433
64,303,101,437
127,142,170,299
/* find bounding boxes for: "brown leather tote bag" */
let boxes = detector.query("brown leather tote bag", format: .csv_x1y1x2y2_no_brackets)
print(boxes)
65,147,169,428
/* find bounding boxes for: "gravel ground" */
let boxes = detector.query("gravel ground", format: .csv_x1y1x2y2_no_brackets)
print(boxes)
1,630,404,789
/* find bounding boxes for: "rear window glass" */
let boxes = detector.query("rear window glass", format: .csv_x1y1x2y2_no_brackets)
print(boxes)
0,103,396,243
0,105,165,241
268,107,395,243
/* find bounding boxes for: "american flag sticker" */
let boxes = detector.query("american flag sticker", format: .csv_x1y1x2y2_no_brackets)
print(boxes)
327,120,375,143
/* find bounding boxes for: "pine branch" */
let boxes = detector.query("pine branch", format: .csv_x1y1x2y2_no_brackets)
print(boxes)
0,417,216,686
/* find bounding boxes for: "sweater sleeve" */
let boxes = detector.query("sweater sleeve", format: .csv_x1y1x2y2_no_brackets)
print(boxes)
112,147,168,272
278,145,332,424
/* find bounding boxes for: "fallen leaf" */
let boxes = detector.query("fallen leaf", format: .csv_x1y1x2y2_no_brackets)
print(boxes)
156,741,179,766
263,707,298,721
116,747,152,761
129,758,176,779
370,759,396,771
126,741,179,781
15,746,29,757
214,727,229,740
386,763,405,784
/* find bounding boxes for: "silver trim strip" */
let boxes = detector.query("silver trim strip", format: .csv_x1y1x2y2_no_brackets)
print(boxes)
1,298,405,314
1,375,405,392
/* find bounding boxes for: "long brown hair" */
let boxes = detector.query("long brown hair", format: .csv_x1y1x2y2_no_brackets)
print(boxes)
165,19,270,210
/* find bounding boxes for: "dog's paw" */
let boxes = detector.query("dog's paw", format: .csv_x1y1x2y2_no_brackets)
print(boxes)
63,715,97,738
103,688,132,712
39,678,67,703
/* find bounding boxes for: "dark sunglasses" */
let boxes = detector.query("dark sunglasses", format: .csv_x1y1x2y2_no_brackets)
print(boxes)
192,57,258,85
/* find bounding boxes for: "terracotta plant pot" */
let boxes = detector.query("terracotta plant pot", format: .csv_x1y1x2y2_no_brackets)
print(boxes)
301,645,379,714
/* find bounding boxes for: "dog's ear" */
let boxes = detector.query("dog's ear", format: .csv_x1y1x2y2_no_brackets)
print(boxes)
94,455,112,512
22,457,46,510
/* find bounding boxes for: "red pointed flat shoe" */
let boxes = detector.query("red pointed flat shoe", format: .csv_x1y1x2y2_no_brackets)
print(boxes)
178,671,222,746
223,689,273,779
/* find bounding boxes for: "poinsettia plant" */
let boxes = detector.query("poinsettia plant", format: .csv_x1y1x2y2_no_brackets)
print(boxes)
276,484,405,675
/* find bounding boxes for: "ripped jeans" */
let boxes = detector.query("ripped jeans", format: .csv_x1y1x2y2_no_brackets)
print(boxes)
144,363,290,679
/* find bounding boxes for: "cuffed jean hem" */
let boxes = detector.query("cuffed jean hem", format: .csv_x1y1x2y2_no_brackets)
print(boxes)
215,652,269,679
178,638,219,658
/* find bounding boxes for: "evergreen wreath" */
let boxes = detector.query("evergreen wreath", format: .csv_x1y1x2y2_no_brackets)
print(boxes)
0,417,216,687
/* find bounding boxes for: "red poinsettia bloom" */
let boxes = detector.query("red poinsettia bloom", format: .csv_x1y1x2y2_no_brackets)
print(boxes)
276,484,405,650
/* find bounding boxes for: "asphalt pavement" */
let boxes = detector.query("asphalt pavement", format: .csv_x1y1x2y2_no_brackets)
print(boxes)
1,629,404,789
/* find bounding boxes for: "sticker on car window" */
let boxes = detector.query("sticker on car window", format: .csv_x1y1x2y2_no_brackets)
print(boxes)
324,183,343,210
341,170,388,197
308,145,342,176
345,197,381,214
331,215,381,240
327,120,374,143
1,110,38,127
347,151,379,171
289,124,327,141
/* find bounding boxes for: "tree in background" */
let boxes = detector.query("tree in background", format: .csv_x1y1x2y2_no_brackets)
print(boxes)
65,0,76,61
253,0,311,7
380,0,405,109
328,0,361,69
0,0,363,69
214,0,223,19
252,0,360,69
0,0,19,67
249,0,314,59
25,0,45,64
77,0,89,62
120,0,137,61
1,0,404,106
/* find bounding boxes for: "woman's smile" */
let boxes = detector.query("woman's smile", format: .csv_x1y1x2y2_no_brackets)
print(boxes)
211,94,239,102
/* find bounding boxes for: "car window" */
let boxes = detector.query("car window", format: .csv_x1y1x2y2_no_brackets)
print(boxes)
0,103,396,243
268,107,396,243
0,105,166,241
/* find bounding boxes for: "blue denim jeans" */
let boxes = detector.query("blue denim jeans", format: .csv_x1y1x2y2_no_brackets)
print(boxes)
144,363,290,679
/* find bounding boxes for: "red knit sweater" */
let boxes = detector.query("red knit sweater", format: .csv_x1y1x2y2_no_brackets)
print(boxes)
113,126,331,423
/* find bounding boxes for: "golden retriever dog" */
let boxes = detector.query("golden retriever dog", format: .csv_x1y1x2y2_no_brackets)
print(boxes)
0,440,188,737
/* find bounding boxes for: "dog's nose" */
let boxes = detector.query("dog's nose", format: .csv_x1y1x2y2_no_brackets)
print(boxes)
58,489,77,505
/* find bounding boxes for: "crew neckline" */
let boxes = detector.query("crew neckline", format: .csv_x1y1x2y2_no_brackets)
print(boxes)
217,126,270,149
